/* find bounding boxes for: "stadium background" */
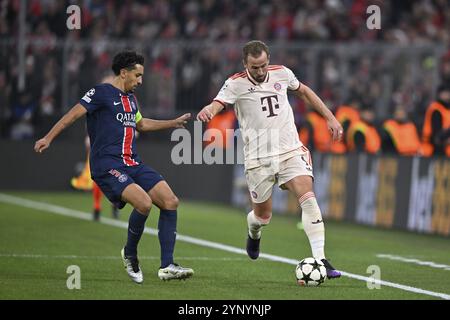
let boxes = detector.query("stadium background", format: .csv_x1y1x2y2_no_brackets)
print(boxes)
0,0,449,301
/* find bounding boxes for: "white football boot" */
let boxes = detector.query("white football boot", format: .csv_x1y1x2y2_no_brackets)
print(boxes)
158,263,194,281
121,248,143,284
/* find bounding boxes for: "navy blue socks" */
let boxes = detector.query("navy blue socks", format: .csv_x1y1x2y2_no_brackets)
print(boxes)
124,209,148,257
158,209,177,268
124,207,177,268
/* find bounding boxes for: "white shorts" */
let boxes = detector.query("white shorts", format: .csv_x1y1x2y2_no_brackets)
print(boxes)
245,149,314,204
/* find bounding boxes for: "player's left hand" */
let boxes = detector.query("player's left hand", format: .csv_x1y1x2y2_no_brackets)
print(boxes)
173,113,191,128
327,118,344,141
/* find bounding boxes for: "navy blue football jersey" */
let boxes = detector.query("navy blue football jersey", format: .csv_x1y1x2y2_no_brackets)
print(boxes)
79,83,143,176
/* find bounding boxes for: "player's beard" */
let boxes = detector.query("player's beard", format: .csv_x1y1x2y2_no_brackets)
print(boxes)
253,72,267,83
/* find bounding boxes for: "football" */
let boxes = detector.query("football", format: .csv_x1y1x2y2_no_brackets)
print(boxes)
295,257,327,286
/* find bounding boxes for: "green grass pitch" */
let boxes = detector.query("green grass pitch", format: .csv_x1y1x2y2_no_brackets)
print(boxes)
0,191,449,300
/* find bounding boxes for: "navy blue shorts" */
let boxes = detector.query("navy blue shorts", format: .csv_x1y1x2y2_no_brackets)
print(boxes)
92,164,164,209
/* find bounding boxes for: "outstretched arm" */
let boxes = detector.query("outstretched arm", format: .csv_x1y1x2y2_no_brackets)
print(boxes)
196,101,225,122
34,103,87,153
136,113,191,132
294,84,343,141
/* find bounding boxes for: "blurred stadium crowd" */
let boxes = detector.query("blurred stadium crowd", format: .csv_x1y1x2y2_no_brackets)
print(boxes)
0,0,449,156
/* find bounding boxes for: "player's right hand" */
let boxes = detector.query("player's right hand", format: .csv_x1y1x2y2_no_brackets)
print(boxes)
196,107,213,122
34,138,50,153
327,118,344,141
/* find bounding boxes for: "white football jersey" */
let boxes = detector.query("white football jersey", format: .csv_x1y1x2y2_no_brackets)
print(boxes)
214,65,303,168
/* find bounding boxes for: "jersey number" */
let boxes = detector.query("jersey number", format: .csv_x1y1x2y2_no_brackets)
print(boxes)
260,95,279,117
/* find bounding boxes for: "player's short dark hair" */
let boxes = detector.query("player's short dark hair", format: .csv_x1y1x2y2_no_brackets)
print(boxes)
243,40,270,63
111,51,144,75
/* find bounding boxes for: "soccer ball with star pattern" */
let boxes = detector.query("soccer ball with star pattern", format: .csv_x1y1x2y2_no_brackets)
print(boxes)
295,257,327,286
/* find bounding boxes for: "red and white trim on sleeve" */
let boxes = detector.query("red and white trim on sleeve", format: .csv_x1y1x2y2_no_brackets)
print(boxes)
120,95,139,166
213,99,227,108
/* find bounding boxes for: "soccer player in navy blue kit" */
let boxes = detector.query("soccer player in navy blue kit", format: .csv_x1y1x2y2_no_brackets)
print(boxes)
34,51,194,284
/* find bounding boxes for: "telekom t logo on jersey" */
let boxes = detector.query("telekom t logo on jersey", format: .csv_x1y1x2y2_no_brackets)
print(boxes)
260,95,279,118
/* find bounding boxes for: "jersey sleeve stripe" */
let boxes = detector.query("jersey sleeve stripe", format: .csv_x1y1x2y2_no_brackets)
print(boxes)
290,82,302,91
213,99,228,108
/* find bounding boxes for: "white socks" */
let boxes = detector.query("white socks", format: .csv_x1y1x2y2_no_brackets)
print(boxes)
246,193,325,260
247,210,271,240
299,192,325,260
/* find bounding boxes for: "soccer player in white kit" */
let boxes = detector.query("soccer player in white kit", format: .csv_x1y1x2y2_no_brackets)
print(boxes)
197,40,342,278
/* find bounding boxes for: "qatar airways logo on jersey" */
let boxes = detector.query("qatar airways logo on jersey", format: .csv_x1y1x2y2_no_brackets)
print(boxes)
116,113,136,127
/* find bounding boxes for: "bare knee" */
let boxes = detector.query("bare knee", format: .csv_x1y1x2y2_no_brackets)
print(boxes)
253,200,272,221
161,195,179,210
135,198,152,215
253,208,272,221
